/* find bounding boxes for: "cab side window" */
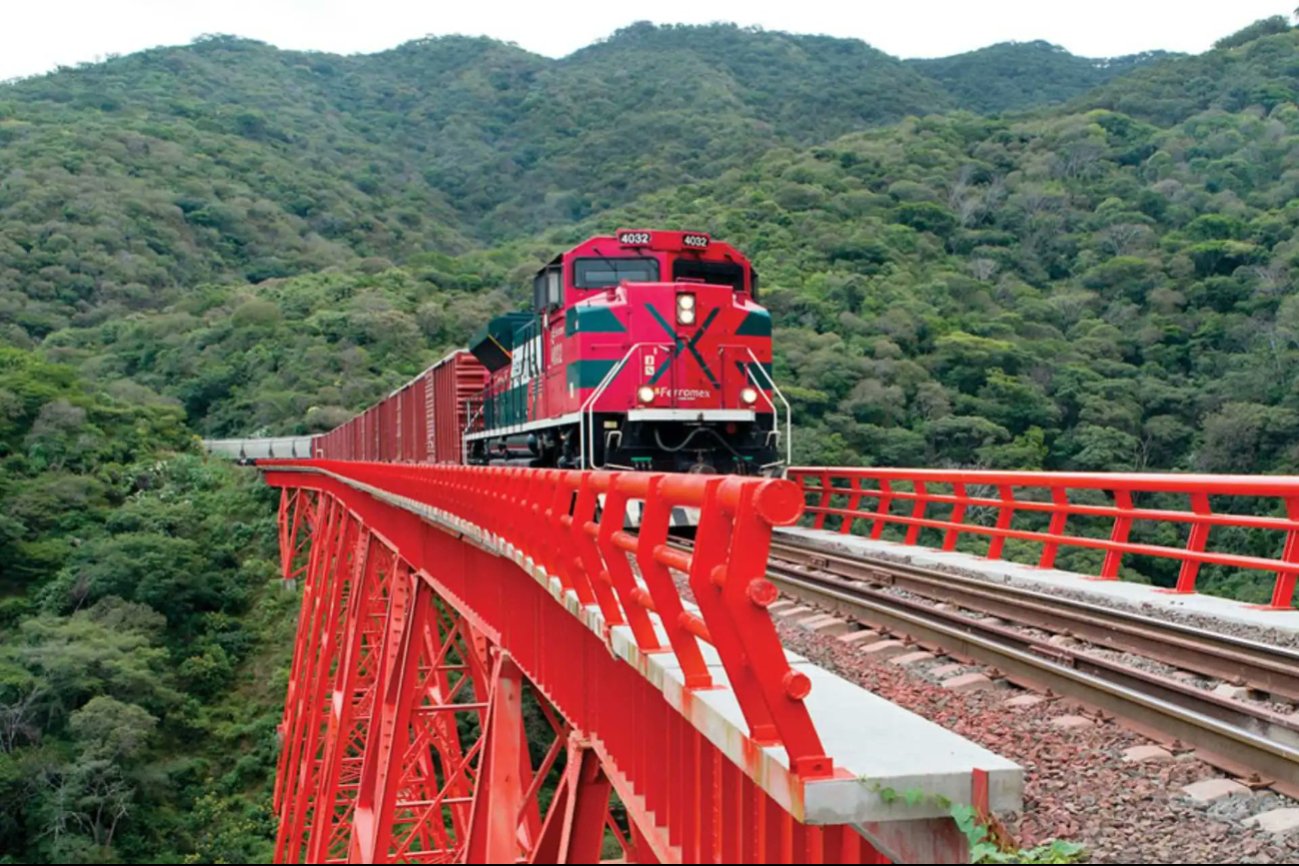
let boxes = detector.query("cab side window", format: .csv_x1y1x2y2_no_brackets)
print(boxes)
533,273,546,311
546,267,562,308
533,265,564,311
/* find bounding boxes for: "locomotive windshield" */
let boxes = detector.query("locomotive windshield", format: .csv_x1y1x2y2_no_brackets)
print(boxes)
672,259,746,292
573,257,659,288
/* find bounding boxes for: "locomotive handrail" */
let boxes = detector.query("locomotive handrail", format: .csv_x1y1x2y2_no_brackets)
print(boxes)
788,466,1299,609
739,346,792,470
262,459,834,778
578,342,671,469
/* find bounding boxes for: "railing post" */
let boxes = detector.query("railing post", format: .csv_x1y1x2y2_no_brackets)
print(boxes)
686,477,779,744
569,476,625,626
1267,497,1299,610
1099,488,1134,579
815,470,832,530
546,476,588,603
712,476,831,778
593,480,662,651
870,478,894,539
904,481,927,546
839,475,862,536
986,485,1015,561
1038,487,1070,569
942,481,967,551
633,476,712,689
1171,492,1213,594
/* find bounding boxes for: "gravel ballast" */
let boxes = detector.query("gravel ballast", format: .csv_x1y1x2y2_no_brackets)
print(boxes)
775,613,1299,863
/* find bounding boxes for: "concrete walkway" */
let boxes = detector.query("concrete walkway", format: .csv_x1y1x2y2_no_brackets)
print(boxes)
777,526,1299,639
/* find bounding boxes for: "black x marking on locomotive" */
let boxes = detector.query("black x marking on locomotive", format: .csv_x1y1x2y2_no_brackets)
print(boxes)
646,304,721,389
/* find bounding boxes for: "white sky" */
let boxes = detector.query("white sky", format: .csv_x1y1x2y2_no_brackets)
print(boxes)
2,1,1294,82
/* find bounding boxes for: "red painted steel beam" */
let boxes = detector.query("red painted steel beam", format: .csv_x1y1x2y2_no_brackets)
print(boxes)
280,460,831,776
264,462,889,864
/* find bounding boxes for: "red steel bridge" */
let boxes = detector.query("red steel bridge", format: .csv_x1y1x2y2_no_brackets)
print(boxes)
231,451,1299,864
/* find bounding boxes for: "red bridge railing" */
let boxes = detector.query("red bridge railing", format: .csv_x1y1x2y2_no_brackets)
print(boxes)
272,461,831,776
788,467,1299,610
260,460,903,864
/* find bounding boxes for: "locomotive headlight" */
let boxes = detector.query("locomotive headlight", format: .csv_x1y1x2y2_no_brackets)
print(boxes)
740,387,759,405
676,293,697,325
637,385,656,404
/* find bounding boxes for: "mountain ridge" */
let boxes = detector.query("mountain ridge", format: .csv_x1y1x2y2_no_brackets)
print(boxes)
0,22,1184,344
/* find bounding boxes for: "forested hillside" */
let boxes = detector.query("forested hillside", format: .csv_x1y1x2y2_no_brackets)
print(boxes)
39,26,1299,478
2,16,1299,862
0,23,1176,344
905,41,1179,114
0,347,293,862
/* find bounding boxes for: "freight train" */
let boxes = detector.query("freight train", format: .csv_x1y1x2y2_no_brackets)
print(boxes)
312,229,789,475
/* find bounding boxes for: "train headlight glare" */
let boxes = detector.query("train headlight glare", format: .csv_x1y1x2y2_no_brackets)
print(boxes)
678,294,696,310
637,385,656,404
678,307,696,325
740,387,759,405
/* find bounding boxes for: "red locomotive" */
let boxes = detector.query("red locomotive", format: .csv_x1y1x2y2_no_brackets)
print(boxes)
314,229,788,475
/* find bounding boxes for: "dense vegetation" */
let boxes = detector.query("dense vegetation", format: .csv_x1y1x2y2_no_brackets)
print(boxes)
0,347,293,862
3,15,1299,862
0,24,1177,344
905,41,1179,115
38,26,1299,479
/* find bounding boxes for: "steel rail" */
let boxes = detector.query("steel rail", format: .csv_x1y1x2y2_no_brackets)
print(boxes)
761,556,1299,797
768,540,1299,703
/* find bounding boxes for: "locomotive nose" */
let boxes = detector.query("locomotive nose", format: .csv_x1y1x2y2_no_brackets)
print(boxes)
636,284,728,409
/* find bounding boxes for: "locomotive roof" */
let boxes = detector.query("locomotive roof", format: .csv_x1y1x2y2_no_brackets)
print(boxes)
542,229,751,268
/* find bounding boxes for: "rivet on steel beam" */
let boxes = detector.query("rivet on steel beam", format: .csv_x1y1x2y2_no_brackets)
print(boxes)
710,564,727,587
782,670,812,701
746,578,779,608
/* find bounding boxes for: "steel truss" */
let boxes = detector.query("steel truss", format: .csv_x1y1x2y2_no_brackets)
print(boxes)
266,463,890,864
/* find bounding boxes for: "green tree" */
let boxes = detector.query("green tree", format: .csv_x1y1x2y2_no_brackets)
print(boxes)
1214,16,1293,49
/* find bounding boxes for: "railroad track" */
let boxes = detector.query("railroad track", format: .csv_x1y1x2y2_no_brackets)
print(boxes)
761,537,1299,798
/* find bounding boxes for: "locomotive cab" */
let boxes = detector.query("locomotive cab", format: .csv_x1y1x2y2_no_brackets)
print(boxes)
465,229,787,476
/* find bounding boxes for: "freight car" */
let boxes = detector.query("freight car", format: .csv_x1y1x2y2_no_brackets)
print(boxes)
312,349,487,464
313,228,789,475
205,436,315,462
